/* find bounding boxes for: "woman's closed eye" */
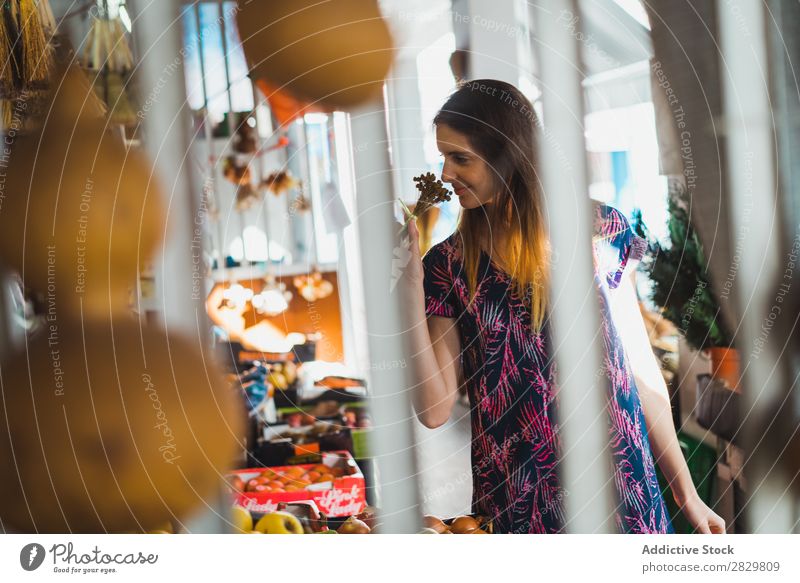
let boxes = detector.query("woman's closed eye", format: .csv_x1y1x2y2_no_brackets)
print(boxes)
446,154,469,165
439,152,469,165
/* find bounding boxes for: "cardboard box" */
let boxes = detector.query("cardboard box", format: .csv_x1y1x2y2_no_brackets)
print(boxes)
251,421,353,467
229,451,366,517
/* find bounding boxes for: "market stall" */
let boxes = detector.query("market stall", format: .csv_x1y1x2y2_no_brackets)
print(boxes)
0,0,797,542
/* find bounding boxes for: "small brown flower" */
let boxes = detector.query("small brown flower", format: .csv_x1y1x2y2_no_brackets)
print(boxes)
409,172,451,220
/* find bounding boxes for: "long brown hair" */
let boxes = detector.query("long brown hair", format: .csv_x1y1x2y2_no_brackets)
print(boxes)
433,79,549,330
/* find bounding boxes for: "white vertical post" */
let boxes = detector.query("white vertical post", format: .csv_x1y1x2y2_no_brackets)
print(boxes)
717,0,794,533
194,4,226,275
385,57,428,204
466,0,524,84
349,99,421,533
129,0,205,335
128,0,226,533
532,0,615,533
333,113,371,372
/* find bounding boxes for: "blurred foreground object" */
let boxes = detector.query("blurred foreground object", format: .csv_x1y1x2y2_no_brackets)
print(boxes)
0,320,240,532
0,66,162,319
0,65,242,532
237,0,393,109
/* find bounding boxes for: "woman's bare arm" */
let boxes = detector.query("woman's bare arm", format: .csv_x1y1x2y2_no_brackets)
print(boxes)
610,272,725,533
400,220,462,428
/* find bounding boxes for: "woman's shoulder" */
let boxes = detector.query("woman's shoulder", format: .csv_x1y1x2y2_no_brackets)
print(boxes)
592,202,630,237
591,202,647,288
422,231,463,266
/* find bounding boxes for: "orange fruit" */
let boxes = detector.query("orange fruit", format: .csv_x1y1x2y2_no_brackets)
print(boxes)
285,466,306,478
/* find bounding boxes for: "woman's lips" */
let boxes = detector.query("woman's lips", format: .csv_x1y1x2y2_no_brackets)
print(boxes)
454,186,467,196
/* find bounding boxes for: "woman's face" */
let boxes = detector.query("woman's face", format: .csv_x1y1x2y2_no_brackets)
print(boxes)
436,124,497,209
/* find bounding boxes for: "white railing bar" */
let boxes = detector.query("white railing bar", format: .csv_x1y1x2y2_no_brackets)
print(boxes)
350,99,422,534
532,0,616,533
717,0,795,533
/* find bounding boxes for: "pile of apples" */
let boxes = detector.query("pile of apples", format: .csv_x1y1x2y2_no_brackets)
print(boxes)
230,506,376,534
228,464,347,494
267,361,297,391
229,507,490,534
231,506,305,534
420,515,491,534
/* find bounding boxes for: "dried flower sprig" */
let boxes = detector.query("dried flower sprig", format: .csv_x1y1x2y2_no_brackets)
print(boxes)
260,169,299,196
399,172,451,229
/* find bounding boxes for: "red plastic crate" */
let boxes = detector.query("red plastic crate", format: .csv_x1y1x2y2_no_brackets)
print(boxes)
229,451,366,517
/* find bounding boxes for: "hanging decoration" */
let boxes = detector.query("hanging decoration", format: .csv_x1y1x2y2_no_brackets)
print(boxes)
262,133,290,154
79,13,137,126
293,269,333,302
232,117,258,154
260,169,299,196
237,1,394,109
222,155,261,211
0,0,57,128
291,191,312,214
222,155,251,183
234,182,259,211
251,274,293,316
0,8,12,99
253,78,328,128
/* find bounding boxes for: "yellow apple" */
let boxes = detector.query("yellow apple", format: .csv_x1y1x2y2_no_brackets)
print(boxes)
254,511,303,534
231,505,253,533
267,372,288,391
336,516,371,534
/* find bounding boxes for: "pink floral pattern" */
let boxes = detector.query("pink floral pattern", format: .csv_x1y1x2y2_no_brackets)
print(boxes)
422,205,671,534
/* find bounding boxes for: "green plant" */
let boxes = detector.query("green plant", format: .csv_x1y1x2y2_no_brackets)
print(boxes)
632,191,733,352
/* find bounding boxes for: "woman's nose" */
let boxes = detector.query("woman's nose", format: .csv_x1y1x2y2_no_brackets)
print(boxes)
441,161,456,183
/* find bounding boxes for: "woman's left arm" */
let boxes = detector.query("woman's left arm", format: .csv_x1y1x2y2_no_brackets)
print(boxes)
610,272,726,534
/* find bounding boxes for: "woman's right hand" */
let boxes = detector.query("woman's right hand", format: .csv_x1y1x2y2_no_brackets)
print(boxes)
395,218,425,303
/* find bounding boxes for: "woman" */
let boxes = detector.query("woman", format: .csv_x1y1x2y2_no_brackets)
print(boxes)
399,79,725,534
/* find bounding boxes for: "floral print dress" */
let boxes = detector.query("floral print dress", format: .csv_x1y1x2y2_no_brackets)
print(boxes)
422,204,673,534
